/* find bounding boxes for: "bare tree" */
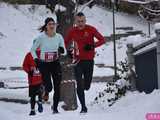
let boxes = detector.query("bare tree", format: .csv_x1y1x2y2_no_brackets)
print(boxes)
46,0,96,36
138,0,160,22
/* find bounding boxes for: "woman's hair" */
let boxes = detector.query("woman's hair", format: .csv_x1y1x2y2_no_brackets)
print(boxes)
38,17,55,32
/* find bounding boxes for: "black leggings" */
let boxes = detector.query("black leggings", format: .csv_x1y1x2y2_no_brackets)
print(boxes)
29,84,42,110
39,60,62,110
74,60,94,108
30,94,42,110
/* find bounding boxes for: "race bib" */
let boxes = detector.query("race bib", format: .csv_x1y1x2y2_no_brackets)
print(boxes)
45,52,58,62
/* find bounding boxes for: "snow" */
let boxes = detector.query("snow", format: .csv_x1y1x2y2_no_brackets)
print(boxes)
123,0,150,4
95,40,127,67
0,3,160,119
0,70,27,88
126,35,147,47
55,4,67,12
83,6,153,36
0,2,154,69
134,42,156,55
94,34,153,66
0,3,56,67
0,2,156,77
93,65,114,76
0,70,159,120
115,78,130,88
155,22,160,30
0,83,160,120
0,70,26,79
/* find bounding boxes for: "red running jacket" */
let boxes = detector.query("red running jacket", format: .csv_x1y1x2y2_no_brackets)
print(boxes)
65,24,105,60
22,51,42,86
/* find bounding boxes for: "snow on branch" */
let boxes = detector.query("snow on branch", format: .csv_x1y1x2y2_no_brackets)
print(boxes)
155,23,160,30
147,10,160,16
79,0,94,12
74,0,79,15
137,0,160,22
141,5,160,13
125,0,151,5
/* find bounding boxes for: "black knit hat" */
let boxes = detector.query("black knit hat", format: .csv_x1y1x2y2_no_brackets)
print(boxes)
45,17,55,25
76,12,85,17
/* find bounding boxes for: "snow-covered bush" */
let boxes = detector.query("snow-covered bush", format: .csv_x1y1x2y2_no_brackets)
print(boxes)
116,58,133,81
92,79,130,107
92,59,132,107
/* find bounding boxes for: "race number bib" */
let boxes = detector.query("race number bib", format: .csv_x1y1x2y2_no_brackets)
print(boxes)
45,52,58,62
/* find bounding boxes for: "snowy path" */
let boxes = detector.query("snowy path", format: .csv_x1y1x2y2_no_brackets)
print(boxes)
0,82,160,120
0,101,136,120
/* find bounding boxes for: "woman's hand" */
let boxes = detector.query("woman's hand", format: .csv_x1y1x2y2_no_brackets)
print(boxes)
34,58,40,68
58,47,65,54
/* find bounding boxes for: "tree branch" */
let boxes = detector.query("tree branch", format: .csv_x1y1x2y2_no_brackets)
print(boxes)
79,0,94,12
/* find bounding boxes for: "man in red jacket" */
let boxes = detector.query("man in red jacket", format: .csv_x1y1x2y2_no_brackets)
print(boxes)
23,48,43,116
65,12,105,113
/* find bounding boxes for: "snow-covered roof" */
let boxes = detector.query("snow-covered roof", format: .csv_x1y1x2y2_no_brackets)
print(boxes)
155,23,160,30
134,42,156,56
126,34,157,56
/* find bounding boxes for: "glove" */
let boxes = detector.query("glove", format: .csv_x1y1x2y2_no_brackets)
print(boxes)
84,44,95,51
58,47,64,54
67,50,73,59
34,58,40,68
28,70,33,77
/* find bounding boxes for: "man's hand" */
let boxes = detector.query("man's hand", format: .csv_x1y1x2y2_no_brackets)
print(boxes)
67,50,73,59
84,44,95,51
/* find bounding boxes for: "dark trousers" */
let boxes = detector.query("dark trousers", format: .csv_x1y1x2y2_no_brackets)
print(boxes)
74,60,94,108
29,84,42,110
39,60,62,110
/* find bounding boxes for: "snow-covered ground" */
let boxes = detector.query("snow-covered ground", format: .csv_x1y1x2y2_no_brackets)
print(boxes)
0,3,55,67
0,2,155,77
0,2,159,120
84,6,153,36
0,69,159,120
0,82,160,120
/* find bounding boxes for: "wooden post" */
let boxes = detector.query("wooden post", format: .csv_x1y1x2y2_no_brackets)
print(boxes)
155,28,160,89
126,44,134,66
126,43,136,90
148,21,151,38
